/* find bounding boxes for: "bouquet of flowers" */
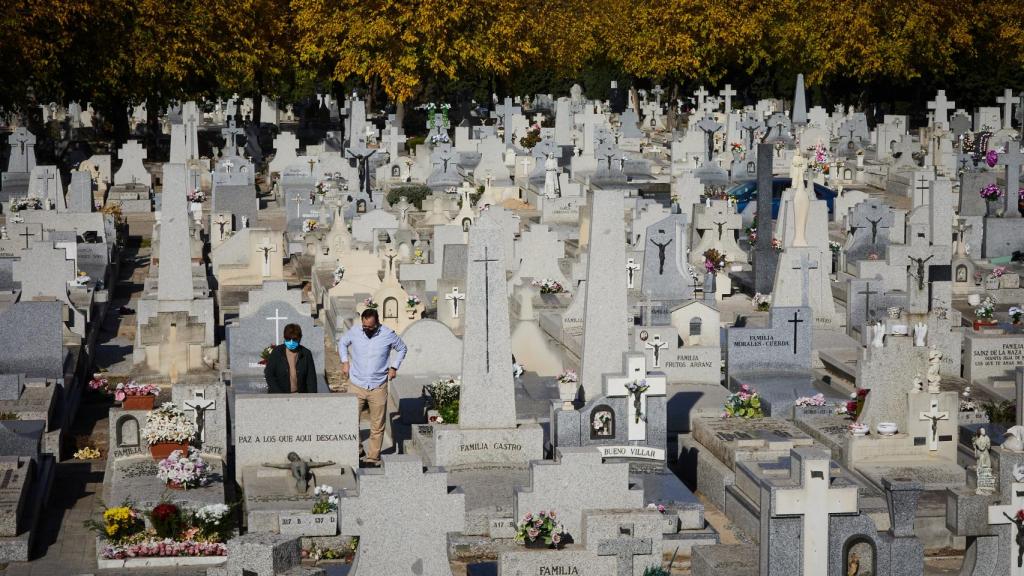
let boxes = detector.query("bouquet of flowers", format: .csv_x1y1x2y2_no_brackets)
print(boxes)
514,511,566,548
722,384,763,419
990,266,1007,279
979,183,1003,202
845,388,869,418
1010,306,1023,324
557,369,578,386
406,295,421,309
258,345,275,366
986,149,999,168
625,379,650,423
315,181,329,195
193,503,233,542
88,375,109,392
829,240,842,254
413,248,425,263
975,295,996,320
332,264,346,286
752,293,771,311
312,485,339,514
149,503,183,538
532,278,567,294
74,446,102,460
519,123,542,149
157,448,209,489
112,381,159,402
142,404,197,445
302,219,320,233
730,142,745,154
362,297,378,310
745,225,757,244
703,248,727,274
88,505,145,543
811,141,830,174
424,377,460,424
9,197,43,212
795,393,827,407
771,237,782,251
186,190,206,203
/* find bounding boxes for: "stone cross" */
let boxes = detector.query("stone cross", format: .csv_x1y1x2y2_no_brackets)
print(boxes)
472,245,500,371
625,258,640,289
34,170,56,202
257,238,277,277
914,172,933,207
918,396,950,451
927,90,955,129
605,353,666,441
772,450,859,576
644,335,668,368
987,481,1024,576
183,391,216,444
266,308,289,345
221,118,244,153
494,97,522,147
720,84,736,113
792,253,819,307
445,286,465,318
340,455,464,576
381,125,407,159
997,88,1017,131
693,86,709,115
997,142,1024,218
597,524,653,576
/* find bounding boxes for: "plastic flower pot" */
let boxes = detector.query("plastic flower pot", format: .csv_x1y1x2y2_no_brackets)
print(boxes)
122,396,156,411
150,441,189,461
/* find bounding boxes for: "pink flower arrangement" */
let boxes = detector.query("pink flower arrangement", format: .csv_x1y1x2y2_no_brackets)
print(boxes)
992,266,1007,278
88,375,109,391
113,381,159,402
980,183,1003,201
986,149,999,168
101,539,227,559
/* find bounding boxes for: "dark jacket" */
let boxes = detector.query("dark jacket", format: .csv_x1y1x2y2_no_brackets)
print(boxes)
263,344,318,394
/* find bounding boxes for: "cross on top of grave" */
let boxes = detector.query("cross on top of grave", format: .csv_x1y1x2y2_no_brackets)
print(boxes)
493,97,522,147
604,353,666,442
738,114,763,149
997,141,1024,218
928,90,955,128
694,86,709,114
770,448,859,576
340,455,465,576
597,523,653,576
7,128,36,173
764,112,793,143
380,125,407,159
997,88,1017,130
695,115,724,162
987,481,1024,576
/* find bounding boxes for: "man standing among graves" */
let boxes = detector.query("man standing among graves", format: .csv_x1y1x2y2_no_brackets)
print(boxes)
264,323,319,394
339,308,408,465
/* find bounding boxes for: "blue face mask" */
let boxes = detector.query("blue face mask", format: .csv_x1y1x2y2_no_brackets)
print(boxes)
284,339,299,351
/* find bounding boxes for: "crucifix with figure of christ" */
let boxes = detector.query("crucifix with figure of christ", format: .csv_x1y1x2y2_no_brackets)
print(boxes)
346,147,378,198
738,114,762,150
987,482,1024,575
908,255,934,291
865,215,889,244
472,246,499,371
695,116,723,162
919,397,949,451
445,286,465,318
184,391,216,445
257,238,277,277
645,335,668,368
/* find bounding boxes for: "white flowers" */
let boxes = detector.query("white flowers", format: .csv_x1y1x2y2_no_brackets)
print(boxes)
312,485,339,513
195,504,230,525
142,404,197,445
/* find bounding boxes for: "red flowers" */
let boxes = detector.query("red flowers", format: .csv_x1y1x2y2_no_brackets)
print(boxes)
151,503,179,522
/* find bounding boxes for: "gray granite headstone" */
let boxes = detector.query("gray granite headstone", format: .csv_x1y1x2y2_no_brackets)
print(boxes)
0,302,64,379
66,171,93,213
340,454,465,576
846,199,893,262
727,306,813,375
158,164,195,300
641,213,693,302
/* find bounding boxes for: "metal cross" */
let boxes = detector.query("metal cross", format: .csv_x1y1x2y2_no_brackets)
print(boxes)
787,310,804,353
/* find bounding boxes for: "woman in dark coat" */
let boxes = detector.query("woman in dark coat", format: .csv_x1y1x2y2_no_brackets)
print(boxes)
264,323,319,393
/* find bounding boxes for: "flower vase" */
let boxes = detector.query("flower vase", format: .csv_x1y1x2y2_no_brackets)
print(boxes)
973,319,997,331
122,396,156,411
166,481,186,491
150,441,189,461
525,539,548,550
557,380,578,410
406,308,417,320
986,200,997,218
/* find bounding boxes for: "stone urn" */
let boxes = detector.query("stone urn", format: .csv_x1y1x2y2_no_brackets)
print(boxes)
557,380,578,410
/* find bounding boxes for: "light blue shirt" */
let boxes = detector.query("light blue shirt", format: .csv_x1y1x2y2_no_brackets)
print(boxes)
338,324,407,390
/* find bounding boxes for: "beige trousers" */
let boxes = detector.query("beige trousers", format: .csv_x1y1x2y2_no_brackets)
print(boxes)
352,383,388,462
